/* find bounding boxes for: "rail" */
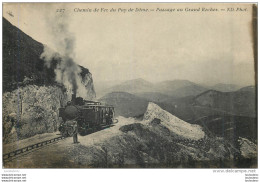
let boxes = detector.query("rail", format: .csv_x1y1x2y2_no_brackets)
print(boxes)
3,120,119,161
3,136,66,161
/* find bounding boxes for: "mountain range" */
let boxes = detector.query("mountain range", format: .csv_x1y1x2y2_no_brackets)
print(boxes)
98,77,256,145
210,83,242,92
99,85,256,119
98,77,255,116
99,87,257,154
96,78,246,99
194,89,256,117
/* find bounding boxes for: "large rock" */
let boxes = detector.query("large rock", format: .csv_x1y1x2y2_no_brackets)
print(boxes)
3,85,68,143
143,102,205,140
238,137,257,158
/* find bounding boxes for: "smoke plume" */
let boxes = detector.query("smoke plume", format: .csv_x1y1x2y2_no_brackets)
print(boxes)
40,11,82,97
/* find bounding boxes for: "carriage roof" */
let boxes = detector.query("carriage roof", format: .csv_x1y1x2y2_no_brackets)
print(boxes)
69,97,114,109
82,101,114,109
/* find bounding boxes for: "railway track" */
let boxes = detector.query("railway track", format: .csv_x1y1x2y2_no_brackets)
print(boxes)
3,136,67,161
3,122,118,162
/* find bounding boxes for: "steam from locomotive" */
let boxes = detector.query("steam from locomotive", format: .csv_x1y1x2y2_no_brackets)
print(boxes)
40,11,82,97
40,13,116,136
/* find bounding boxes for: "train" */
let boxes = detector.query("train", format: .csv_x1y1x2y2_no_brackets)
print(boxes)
58,94,116,136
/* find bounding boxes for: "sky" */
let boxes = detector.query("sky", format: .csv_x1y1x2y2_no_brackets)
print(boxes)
3,3,256,86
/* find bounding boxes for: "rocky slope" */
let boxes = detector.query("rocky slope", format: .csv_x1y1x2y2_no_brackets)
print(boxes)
143,103,205,140
210,83,241,92
3,18,96,143
3,85,69,143
194,88,256,117
238,137,257,159
194,115,257,144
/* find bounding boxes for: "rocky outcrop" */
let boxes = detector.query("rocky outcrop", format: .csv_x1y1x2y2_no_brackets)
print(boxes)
238,137,257,159
3,18,96,143
77,66,96,100
3,85,68,143
143,102,205,140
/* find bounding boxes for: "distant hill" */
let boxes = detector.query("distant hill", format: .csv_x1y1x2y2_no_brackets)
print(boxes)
210,83,241,92
134,92,174,103
155,101,229,123
95,80,124,98
105,78,156,95
98,92,149,117
169,84,208,98
194,87,256,117
100,84,256,120
99,92,225,122
99,79,208,98
155,80,195,91
155,80,207,97
134,86,256,121
238,85,256,92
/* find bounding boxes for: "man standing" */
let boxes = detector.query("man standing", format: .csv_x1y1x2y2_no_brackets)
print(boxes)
72,121,79,144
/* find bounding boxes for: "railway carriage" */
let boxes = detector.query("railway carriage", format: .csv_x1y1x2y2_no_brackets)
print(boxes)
58,94,115,136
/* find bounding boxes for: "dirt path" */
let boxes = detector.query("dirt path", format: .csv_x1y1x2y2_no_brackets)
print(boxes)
3,116,137,168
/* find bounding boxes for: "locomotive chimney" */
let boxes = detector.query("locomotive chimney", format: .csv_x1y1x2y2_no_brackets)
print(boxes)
72,93,76,104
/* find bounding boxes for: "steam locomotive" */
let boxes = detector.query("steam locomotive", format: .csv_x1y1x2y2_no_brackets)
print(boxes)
58,94,116,136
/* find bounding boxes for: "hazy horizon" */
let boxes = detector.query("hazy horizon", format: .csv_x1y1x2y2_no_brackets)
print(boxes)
93,77,254,87
3,3,256,87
